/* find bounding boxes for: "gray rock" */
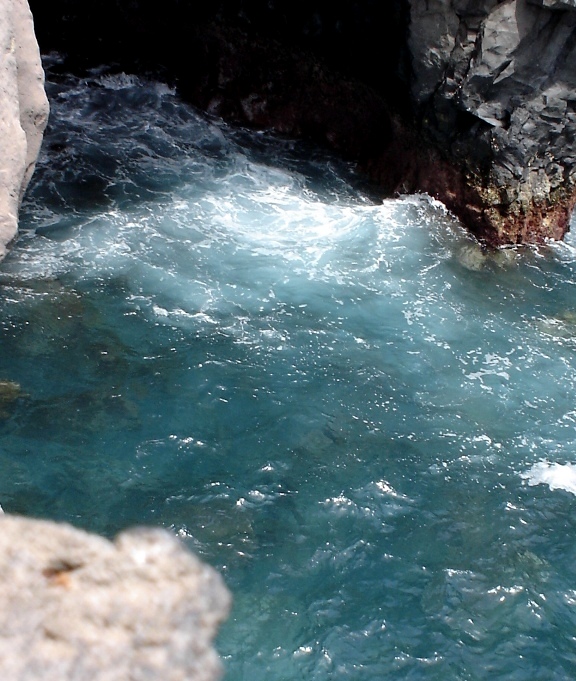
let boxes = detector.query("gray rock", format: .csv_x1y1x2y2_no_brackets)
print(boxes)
0,515,230,681
404,0,576,243
0,0,49,259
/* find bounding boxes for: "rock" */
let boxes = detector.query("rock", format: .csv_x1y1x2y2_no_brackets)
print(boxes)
397,0,576,245
0,0,49,259
0,379,22,419
455,243,488,271
22,0,576,245
0,515,230,681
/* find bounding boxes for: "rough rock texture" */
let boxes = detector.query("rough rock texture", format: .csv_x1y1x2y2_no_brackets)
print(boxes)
24,0,576,244
0,0,49,258
395,0,576,244
0,515,230,681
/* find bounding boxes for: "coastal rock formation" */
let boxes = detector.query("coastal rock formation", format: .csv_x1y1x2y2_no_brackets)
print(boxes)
0,515,230,681
0,0,49,258
23,0,576,245
393,0,576,245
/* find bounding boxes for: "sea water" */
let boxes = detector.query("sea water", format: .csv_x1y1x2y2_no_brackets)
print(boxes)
1,64,576,680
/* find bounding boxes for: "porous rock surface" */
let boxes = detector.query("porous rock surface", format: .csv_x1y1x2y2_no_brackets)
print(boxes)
0,515,230,681
397,0,576,244
0,0,49,259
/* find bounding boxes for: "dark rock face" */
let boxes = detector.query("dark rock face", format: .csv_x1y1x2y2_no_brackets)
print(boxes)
400,0,576,245
28,2,401,159
28,1,401,181
28,0,576,245
172,25,393,162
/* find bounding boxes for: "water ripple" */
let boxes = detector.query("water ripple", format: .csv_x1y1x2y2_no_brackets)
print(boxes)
1,67,576,681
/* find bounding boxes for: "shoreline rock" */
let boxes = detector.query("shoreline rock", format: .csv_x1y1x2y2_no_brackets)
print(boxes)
401,0,576,245
17,0,576,246
0,515,230,681
0,0,49,259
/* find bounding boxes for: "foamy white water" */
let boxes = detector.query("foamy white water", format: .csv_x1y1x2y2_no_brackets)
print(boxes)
522,461,576,495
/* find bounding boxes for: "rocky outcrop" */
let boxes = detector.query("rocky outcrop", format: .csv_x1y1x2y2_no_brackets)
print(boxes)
191,2,576,245
24,0,576,245
390,0,576,244
0,515,230,681
0,0,49,259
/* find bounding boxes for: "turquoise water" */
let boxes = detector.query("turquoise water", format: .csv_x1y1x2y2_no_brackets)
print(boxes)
2,66,576,679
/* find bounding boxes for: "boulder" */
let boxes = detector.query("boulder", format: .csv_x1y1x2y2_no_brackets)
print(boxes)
0,0,49,259
0,515,230,681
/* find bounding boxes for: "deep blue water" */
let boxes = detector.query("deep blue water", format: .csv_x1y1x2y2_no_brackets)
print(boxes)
2,66,576,680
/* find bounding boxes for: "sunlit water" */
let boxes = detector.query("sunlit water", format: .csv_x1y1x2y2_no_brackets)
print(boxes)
2,65,576,679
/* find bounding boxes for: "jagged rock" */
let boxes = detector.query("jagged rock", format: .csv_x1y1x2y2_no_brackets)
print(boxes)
0,515,230,681
398,0,576,244
0,0,49,259
23,0,576,245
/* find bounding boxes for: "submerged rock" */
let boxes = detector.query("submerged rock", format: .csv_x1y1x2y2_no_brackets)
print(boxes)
0,380,23,419
455,243,488,272
454,242,518,271
0,515,230,680
535,309,576,340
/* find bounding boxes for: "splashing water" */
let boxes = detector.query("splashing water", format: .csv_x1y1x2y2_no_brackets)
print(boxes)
2,65,576,680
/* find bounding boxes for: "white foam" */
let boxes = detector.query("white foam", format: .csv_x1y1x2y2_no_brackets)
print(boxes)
521,460,576,495
97,73,142,90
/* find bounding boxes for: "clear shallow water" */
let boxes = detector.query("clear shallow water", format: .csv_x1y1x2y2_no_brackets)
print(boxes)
2,67,576,679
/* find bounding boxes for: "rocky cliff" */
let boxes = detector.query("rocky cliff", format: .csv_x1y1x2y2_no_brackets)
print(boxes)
397,0,576,244
0,0,48,258
18,0,576,246
0,515,230,681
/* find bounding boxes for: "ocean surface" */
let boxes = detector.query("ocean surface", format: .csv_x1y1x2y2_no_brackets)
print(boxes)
2,64,576,679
